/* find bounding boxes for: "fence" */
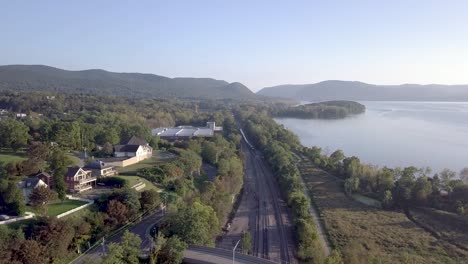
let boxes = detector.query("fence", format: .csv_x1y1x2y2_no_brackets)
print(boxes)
56,195,94,219
0,212,35,225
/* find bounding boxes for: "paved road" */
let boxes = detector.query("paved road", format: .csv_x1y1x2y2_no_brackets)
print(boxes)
185,245,278,264
71,210,164,264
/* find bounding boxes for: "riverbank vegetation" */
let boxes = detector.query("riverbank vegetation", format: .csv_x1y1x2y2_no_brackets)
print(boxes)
299,142,468,263
303,146,468,216
270,100,366,119
299,158,468,263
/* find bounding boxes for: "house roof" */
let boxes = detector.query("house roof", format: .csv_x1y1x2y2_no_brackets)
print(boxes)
35,172,52,178
114,144,141,153
23,178,40,188
65,167,82,178
18,177,46,189
125,136,148,146
85,160,113,170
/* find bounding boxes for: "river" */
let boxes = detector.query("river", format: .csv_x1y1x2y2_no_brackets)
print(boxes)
274,101,468,174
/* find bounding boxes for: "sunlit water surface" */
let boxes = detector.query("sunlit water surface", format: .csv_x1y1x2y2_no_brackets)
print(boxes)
274,101,468,173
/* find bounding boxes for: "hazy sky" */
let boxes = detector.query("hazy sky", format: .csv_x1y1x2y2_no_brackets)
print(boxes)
2,1,468,91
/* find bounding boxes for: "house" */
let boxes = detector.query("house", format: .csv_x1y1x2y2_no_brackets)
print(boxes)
17,178,48,204
113,136,153,162
84,160,118,177
35,172,54,188
64,167,96,193
152,121,223,140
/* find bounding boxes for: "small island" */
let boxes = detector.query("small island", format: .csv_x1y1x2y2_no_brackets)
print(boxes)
272,100,366,119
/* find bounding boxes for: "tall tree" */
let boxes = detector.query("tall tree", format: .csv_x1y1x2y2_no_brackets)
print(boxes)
102,231,141,264
157,236,187,264
460,167,468,184
48,148,71,200
164,202,219,246
29,186,57,215
0,118,30,151
139,189,161,211
412,176,433,205
10,239,48,264
440,168,457,194
27,142,50,171
0,180,26,216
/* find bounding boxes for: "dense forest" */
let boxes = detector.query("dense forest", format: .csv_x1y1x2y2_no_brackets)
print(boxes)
270,100,366,119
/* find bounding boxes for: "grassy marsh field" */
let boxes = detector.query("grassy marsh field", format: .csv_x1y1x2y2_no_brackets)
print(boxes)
298,159,468,264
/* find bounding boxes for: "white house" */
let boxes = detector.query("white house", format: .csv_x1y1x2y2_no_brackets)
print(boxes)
113,136,152,161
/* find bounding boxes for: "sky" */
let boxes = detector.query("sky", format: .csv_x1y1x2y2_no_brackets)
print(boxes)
2,0,468,92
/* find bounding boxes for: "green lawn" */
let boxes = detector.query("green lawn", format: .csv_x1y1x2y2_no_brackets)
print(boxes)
117,154,173,176
61,204,98,220
115,175,160,192
27,199,88,217
6,218,38,230
0,149,27,164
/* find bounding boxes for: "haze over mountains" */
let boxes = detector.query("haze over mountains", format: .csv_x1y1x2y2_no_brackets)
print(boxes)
2,65,468,102
0,65,255,100
258,81,468,102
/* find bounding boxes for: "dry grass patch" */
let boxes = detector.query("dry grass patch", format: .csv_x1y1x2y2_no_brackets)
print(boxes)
299,161,468,264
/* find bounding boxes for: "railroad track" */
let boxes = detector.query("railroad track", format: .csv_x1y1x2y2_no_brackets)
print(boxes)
239,127,293,263
249,146,268,259
257,155,291,263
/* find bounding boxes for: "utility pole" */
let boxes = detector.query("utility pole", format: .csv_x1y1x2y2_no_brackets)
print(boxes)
233,239,241,264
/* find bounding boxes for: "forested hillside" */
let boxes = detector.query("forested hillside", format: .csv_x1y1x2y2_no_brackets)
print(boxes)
0,65,256,100
271,100,366,119
258,80,468,101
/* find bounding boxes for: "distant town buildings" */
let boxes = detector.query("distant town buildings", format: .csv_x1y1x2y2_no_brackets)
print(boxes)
152,121,223,140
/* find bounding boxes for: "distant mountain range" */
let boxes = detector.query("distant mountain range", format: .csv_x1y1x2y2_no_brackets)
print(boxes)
0,65,256,100
258,80,468,101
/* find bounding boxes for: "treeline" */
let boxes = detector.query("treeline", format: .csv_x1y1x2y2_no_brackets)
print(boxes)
238,108,337,263
304,147,468,214
0,91,231,152
0,186,161,263
270,100,366,119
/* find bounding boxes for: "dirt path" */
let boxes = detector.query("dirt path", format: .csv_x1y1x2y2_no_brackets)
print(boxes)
292,152,332,257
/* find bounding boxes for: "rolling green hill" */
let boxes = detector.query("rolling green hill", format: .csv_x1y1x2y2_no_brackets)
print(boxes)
0,65,256,100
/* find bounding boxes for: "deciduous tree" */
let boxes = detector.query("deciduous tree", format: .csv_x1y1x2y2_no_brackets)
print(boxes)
29,186,57,215
0,118,30,151
157,235,187,264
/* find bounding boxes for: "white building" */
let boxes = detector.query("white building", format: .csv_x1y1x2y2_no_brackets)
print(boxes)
113,136,153,161
152,121,223,139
